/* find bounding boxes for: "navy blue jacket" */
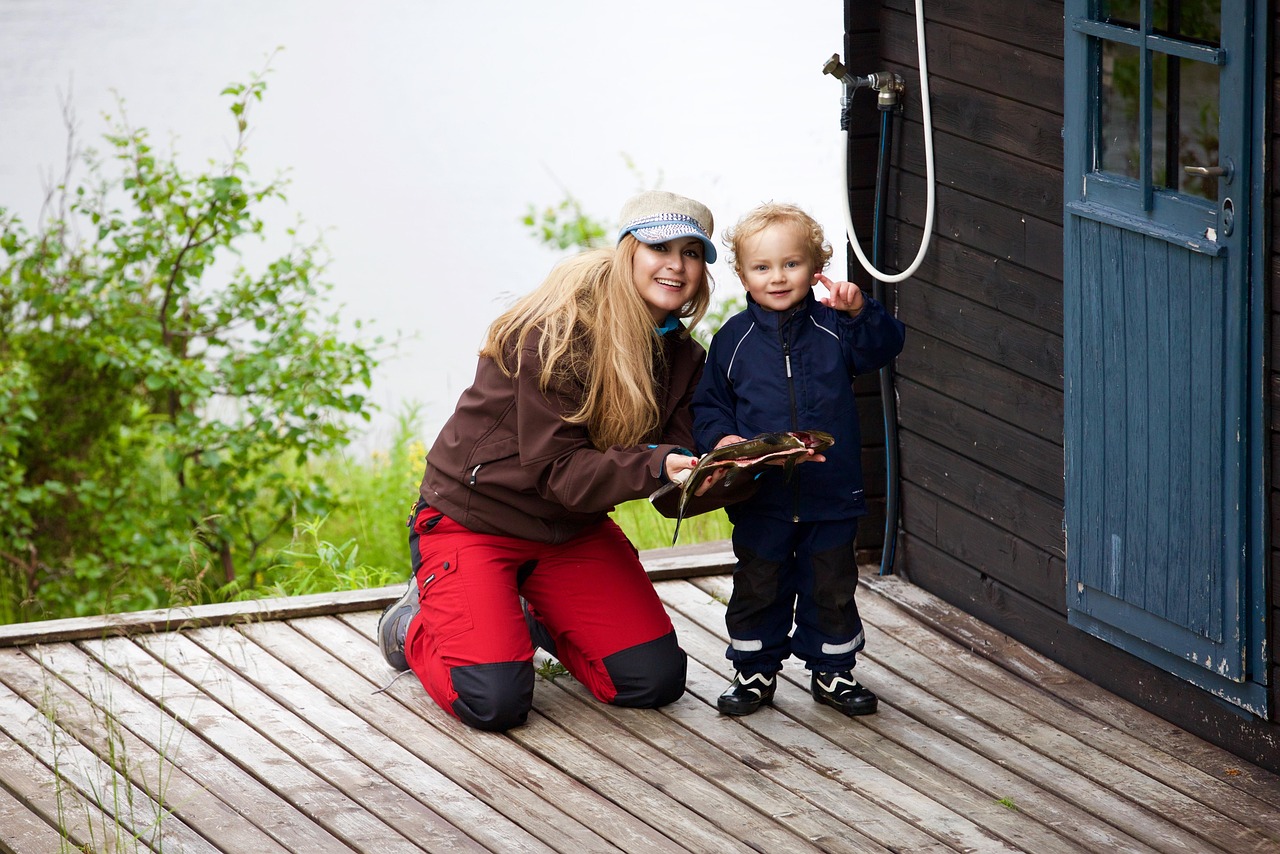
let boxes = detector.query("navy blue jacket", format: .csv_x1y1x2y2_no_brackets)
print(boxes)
691,289,905,523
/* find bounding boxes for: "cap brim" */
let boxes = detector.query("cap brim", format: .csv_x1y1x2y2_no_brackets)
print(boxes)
626,224,718,264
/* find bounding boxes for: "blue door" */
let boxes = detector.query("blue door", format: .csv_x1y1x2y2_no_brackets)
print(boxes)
1063,0,1267,714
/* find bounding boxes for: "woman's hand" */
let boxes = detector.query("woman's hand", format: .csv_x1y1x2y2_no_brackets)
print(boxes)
664,452,699,485
815,272,866,316
664,450,726,497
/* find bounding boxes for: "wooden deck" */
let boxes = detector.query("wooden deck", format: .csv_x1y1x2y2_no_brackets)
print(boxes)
1,544,1278,853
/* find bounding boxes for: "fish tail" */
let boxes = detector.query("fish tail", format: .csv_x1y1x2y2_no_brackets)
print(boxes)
649,481,678,503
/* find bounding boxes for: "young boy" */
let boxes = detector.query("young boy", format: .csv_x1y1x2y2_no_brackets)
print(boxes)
691,202,906,716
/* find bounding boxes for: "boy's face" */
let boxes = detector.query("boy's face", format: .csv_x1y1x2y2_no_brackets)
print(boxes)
738,223,817,312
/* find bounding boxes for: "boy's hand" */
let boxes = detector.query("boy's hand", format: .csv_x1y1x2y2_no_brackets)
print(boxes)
815,272,866,316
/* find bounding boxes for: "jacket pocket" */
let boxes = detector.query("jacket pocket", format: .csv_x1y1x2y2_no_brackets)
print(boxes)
465,435,520,486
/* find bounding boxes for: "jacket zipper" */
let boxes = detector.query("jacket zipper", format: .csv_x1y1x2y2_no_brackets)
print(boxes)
781,324,801,522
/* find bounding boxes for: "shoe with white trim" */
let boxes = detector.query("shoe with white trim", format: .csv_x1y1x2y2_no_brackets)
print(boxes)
377,574,419,671
717,671,776,716
811,670,877,716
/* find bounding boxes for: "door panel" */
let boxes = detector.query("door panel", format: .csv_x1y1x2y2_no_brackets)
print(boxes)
1063,0,1265,713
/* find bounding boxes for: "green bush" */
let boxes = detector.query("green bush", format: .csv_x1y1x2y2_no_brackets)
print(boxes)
0,70,378,621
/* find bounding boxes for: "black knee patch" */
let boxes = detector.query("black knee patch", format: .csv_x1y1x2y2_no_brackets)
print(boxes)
603,631,687,708
450,661,534,731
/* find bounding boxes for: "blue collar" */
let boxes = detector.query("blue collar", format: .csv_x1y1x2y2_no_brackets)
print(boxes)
654,314,681,336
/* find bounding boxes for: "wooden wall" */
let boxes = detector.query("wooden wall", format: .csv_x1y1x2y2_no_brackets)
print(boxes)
846,6,890,560
852,0,1280,771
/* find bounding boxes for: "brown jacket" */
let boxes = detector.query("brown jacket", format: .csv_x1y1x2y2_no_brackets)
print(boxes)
420,325,720,544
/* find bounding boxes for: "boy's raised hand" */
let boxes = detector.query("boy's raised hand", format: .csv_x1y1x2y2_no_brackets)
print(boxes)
815,272,866,316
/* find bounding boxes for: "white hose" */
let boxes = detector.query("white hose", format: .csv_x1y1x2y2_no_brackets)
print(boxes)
843,0,935,283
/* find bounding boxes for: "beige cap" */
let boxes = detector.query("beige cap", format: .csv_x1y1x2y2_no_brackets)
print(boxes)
616,190,716,263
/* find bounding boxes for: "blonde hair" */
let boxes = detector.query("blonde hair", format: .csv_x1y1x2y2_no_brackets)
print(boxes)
480,235,711,450
724,202,833,281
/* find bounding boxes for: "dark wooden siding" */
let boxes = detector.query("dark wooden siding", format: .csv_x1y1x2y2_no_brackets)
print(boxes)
847,5,890,558
852,0,1280,771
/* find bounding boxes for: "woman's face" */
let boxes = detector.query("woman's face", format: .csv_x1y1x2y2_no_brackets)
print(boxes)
631,236,706,325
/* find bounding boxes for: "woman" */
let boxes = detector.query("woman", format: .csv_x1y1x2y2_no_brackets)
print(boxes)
379,191,726,731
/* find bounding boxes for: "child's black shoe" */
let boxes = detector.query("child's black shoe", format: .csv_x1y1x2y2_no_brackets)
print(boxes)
717,671,776,715
811,670,877,716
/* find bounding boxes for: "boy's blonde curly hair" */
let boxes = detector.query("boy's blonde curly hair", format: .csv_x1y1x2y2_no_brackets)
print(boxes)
723,202,833,281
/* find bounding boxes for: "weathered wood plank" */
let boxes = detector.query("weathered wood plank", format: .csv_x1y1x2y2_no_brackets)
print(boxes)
323,611,696,853
0,677,211,853
689,576,1245,854
851,586,1280,846
0,780,69,854
540,661,901,853
169,625,512,854
79,634,422,853
18,639,348,853
662,579,1155,854
249,614,633,853
0,542,733,649
0,692,130,854
507,662,828,853
859,571,1280,809
0,646,294,854
504,709,732,854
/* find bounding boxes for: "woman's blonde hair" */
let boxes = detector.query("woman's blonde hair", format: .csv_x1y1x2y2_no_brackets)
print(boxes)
724,202,833,281
480,235,711,449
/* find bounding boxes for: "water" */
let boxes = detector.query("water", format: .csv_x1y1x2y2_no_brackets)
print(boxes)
0,1,849,447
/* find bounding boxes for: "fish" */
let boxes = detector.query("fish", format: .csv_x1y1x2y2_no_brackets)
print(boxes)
650,430,835,546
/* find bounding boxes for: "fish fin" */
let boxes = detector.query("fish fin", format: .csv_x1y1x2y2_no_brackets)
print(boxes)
782,456,798,482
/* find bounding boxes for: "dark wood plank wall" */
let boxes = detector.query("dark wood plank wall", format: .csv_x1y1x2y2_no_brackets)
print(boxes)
846,7,890,557
853,0,1280,772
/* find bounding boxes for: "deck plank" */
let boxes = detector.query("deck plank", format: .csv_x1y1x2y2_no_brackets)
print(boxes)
679,576,1199,854
1,558,1278,853
166,625,497,854
252,614,624,853
17,639,348,852
539,658,912,854
0,686,139,853
662,580,1107,854
0,780,70,854
851,585,1280,842
79,633,422,853
314,611,685,853
0,676,209,853
859,571,1280,811
695,574,1260,854
0,646,293,854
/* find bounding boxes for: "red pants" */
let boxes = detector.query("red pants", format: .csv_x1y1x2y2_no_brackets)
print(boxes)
404,505,686,730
